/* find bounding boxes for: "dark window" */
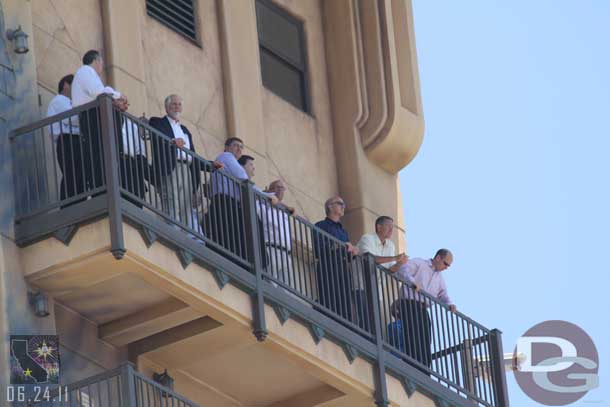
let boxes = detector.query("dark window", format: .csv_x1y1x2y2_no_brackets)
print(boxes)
146,0,198,43
255,0,310,113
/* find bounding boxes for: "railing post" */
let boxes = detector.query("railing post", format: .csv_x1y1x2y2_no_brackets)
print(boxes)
363,253,389,406
98,94,126,259
242,180,267,341
119,362,138,407
489,329,510,407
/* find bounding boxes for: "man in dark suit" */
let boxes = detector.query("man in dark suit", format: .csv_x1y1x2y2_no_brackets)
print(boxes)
148,94,221,237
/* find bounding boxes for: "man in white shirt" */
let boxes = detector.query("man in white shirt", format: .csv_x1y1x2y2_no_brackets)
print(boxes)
356,216,407,331
394,249,456,370
71,50,127,196
47,74,81,204
257,180,297,289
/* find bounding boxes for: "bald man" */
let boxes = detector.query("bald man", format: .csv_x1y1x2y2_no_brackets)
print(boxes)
314,196,360,326
258,180,296,289
395,249,457,369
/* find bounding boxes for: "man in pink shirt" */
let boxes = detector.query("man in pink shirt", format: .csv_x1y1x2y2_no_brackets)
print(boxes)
395,249,457,370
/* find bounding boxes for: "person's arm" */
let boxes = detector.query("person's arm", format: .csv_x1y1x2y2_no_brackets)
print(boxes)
357,235,405,269
396,260,419,290
220,153,248,181
437,277,455,311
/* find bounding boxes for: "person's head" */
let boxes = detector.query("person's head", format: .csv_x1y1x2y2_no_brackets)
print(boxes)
58,74,74,98
375,216,394,241
267,180,286,201
224,137,244,159
324,196,346,219
432,248,453,271
164,94,183,120
83,50,103,74
238,155,255,179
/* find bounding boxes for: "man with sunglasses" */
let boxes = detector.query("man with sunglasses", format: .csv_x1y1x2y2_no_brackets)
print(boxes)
394,249,456,370
314,197,360,326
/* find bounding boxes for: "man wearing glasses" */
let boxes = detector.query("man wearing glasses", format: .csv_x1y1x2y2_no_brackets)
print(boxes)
395,249,457,369
314,197,360,325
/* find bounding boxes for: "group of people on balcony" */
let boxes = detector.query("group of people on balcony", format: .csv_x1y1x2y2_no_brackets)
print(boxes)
47,49,456,372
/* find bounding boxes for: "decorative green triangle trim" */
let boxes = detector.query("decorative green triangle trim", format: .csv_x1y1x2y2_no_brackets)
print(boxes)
308,323,325,344
212,268,230,289
176,249,193,269
402,377,417,397
272,304,290,325
138,226,157,248
435,398,451,407
341,343,359,363
53,225,78,246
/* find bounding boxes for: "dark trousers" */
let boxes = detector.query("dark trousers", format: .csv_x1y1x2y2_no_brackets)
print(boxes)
78,109,105,192
205,194,268,269
56,133,87,205
398,299,432,369
119,154,147,208
353,289,372,332
315,259,354,324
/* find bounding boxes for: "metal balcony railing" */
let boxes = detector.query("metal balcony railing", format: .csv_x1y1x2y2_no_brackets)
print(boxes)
10,95,509,407
28,363,200,407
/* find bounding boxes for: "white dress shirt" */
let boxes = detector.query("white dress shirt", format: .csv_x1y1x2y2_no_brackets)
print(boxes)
357,233,396,269
121,118,146,158
257,201,292,250
71,65,120,106
46,94,79,140
397,258,452,305
167,117,191,163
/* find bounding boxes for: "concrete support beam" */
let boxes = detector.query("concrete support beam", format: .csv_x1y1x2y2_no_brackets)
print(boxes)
99,298,204,346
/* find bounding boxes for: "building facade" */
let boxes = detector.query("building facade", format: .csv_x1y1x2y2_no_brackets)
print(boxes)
0,1,508,406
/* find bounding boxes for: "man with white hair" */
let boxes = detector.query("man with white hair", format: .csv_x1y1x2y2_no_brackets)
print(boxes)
149,95,221,238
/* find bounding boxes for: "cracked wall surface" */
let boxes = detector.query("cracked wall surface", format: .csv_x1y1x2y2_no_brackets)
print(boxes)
31,0,340,225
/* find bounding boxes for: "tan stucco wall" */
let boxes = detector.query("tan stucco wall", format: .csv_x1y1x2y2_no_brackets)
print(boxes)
30,0,422,249
32,0,105,114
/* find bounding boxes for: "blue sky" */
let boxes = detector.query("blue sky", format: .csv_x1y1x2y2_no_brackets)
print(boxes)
402,1,609,405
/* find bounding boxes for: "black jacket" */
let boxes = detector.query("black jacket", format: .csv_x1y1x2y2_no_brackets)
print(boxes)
148,116,201,192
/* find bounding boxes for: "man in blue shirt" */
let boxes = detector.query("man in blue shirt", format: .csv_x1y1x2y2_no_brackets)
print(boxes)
206,138,269,269
314,196,361,327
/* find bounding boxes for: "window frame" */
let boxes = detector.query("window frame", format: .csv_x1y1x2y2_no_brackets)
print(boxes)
255,0,312,114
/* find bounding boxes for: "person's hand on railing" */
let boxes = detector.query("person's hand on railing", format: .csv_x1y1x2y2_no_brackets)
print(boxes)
448,304,457,312
113,96,130,112
174,138,186,148
346,242,359,256
212,160,224,169
269,194,279,206
389,253,408,273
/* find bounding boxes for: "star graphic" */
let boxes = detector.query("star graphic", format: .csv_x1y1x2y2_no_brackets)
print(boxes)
23,368,33,377
34,341,55,361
